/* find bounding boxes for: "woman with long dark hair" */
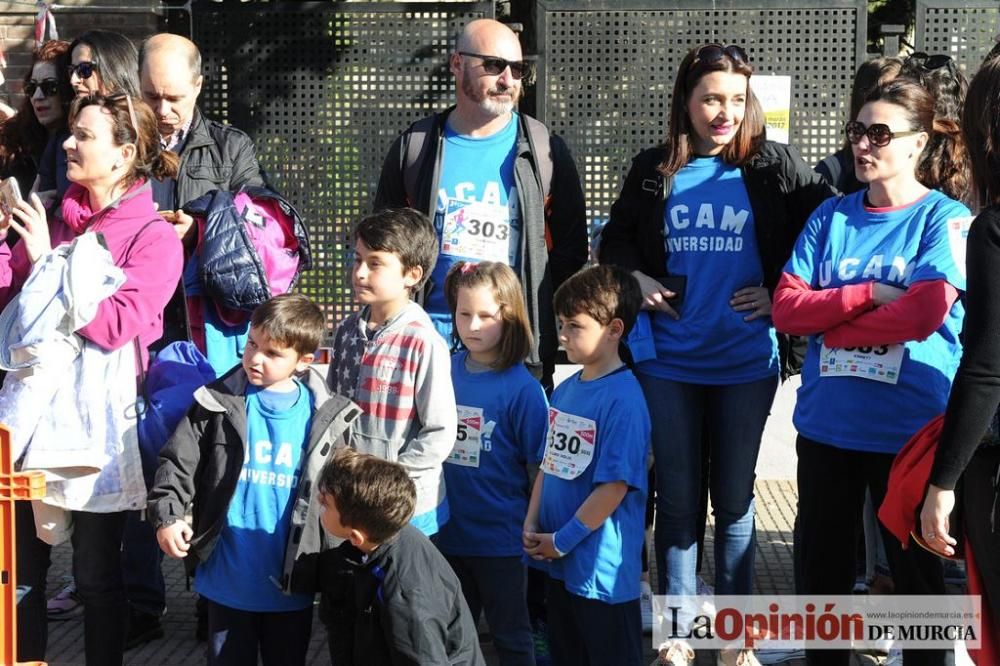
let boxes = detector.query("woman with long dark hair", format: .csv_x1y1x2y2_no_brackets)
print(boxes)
0,40,71,200
600,43,834,666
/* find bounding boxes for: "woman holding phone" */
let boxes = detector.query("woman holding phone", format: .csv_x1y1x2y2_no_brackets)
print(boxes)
599,43,835,665
9,92,182,665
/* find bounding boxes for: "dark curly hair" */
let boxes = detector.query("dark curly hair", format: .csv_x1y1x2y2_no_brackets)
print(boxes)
0,40,72,173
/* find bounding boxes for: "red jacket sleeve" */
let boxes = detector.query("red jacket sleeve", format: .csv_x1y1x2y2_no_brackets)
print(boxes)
823,279,959,347
771,272,874,336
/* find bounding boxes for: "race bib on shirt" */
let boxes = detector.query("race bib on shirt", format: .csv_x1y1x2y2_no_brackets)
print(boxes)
441,199,517,263
946,215,975,280
447,405,483,468
820,342,904,384
541,408,597,480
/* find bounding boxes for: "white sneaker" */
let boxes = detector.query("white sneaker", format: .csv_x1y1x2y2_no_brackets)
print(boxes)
653,640,695,666
640,580,654,634
47,579,83,621
718,648,763,666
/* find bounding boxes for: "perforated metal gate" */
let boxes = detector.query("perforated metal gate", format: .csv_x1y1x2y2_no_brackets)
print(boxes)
191,1,493,332
916,0,1000,77
535,0,868,230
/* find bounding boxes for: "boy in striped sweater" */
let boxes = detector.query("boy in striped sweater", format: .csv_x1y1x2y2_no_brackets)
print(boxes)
327,207,457,536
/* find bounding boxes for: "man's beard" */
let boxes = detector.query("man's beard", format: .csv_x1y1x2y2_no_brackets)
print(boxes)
462,73,519,117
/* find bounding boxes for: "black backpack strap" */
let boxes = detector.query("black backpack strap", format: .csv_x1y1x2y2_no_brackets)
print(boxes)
401,116,438,207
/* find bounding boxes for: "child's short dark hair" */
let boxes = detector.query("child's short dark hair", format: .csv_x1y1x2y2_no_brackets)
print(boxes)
250,294,325,356
354,208,438,291
318,449,416,544
554,265,642,335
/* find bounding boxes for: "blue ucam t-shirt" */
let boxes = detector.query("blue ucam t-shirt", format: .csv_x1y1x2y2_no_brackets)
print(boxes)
426,115,521,341
639,156,778,384
537,368,649,603
195,381,314,612
787,189,968,454
436,352,549,557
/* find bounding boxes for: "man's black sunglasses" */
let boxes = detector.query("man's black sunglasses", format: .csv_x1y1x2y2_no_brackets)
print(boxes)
845,121,921,147
458,52,532,80
25,78,60,98
68,61,98,80
907,52,954,72
693,43,749,64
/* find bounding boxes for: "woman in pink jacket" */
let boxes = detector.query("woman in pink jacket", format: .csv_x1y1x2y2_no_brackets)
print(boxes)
7,92,182,665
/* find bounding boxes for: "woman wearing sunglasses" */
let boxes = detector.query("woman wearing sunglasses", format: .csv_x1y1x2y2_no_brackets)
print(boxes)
600,43,834,666
8,93,183,665
0,40,71,203
33,30,140,207
773,78,969,666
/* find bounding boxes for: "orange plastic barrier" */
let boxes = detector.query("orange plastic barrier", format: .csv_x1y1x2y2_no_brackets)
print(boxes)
0,425,46,666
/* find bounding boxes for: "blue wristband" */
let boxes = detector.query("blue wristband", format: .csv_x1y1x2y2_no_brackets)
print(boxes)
553,516,593,556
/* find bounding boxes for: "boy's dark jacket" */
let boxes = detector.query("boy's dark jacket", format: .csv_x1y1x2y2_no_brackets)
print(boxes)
320,523,485,666
147,365,361,594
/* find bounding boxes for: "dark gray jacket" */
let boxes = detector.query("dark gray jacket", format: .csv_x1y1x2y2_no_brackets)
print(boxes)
374,109,588,386
147,365,360,594
320,524,485,666
176,107,266,208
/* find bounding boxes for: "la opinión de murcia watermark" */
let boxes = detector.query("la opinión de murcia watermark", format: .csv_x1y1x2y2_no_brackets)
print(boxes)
652,595,982,650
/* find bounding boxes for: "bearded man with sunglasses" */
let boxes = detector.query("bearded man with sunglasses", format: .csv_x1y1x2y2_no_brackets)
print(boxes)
374,18,588,391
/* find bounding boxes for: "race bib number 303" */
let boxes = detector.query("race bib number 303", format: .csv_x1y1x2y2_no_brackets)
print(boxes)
441,199,517,263
820,342,904,385
541,408,597,481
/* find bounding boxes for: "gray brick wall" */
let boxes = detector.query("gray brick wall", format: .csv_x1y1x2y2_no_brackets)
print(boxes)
0,0,161,106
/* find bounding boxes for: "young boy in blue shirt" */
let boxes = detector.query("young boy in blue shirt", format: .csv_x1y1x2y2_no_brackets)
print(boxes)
148,294,360,666
523,265,650,666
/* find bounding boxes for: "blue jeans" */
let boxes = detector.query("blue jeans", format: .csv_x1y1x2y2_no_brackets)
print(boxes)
638,373,777,605
122,509,166,616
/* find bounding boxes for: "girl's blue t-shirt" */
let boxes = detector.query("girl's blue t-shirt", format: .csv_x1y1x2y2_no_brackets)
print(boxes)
639,156,778,384
787,189,969,453
537,368,649,604
426,115,521,341
436,352,549,557
194,381,314,612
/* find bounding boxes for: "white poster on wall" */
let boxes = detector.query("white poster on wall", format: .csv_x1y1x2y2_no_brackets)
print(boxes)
750,75,792,144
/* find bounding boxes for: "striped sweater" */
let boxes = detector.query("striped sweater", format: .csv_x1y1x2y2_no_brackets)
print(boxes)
327,301,457,519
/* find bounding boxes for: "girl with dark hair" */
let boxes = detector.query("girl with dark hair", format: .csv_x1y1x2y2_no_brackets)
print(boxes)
919,52,1000,657
0,40,71,199
8,93,182,665
773,78,971,666
599,43,835,666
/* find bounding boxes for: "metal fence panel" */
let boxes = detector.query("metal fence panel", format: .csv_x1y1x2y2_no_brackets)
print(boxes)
191,1,493,332
535,0,867,230
916,0,999,77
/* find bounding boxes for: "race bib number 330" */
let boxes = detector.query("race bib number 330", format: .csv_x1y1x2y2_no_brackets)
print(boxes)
542,408,597,481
